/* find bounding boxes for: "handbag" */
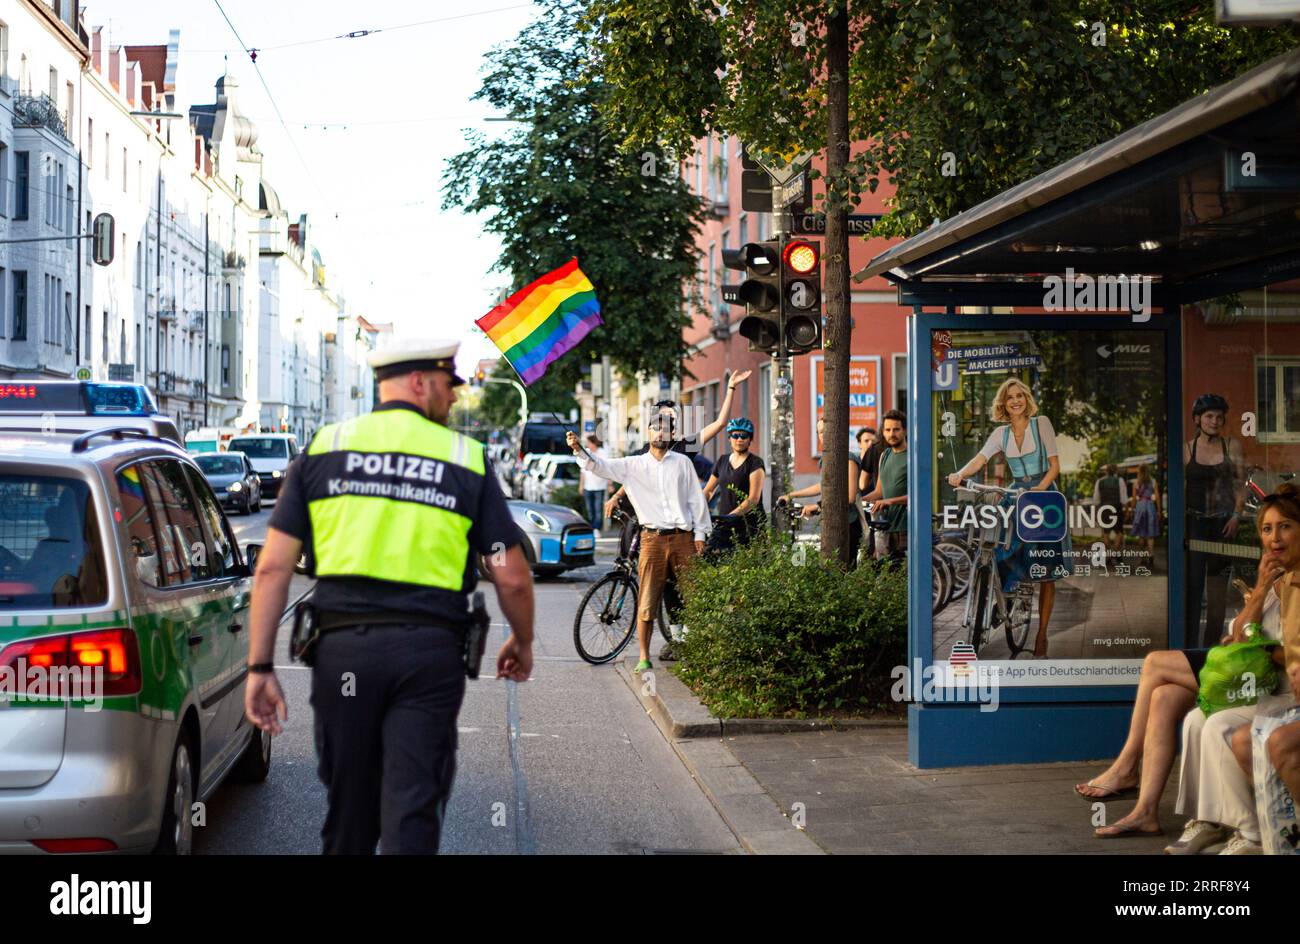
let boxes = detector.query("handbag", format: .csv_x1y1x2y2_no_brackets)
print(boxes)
1196,637,1280,716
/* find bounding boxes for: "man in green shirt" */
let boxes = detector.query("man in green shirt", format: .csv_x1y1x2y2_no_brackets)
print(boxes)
861,410,908,560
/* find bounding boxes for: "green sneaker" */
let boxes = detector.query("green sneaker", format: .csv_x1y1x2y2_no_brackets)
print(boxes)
634,659,652,673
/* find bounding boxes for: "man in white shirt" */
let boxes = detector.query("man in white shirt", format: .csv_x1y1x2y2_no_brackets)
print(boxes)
566,408,711,673
581,434,611,532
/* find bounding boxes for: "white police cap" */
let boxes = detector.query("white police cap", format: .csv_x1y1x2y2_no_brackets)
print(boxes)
367,339,466,385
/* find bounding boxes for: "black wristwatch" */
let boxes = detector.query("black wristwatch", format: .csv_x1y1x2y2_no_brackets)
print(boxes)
248,662,275,674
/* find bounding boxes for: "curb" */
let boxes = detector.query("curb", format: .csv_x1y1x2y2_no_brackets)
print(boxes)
622,656,906,739
616,658,824,855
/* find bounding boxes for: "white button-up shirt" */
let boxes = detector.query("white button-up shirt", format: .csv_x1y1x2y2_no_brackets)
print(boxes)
581,448,712,541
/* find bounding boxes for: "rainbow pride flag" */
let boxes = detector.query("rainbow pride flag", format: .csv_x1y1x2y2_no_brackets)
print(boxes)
475,258,602,385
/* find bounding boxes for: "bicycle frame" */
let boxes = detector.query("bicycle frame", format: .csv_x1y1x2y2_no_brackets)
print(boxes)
955,481,1034,650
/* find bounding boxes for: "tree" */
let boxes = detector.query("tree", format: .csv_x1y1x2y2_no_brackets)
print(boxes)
580,0,1297,564
441,0,704,397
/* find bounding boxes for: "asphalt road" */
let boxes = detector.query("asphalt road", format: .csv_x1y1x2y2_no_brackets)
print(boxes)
195,503,740,855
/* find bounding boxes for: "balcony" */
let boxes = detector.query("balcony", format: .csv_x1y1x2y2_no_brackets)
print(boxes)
13,94,70,142
185,310,207,333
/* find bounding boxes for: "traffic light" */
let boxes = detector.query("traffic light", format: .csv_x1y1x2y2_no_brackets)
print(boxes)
475,366,487,385
722,241,781,354
91,213,114,266
781,238,822,354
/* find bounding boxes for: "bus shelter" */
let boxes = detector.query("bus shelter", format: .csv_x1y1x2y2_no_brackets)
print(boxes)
856,48,1300,767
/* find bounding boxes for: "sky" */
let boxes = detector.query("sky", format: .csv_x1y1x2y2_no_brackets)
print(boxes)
92,0,542,378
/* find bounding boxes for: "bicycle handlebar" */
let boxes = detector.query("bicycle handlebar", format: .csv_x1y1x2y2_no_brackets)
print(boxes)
954,479,1019,495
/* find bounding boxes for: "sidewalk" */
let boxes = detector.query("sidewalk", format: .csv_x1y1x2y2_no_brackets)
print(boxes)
621,647,1179,855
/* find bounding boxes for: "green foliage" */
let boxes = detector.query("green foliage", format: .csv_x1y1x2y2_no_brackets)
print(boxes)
674,535,908,717
546,483,588,517
581,0,1299,237
442,0,704,391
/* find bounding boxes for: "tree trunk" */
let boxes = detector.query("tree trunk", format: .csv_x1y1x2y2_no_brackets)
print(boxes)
820,0,851,566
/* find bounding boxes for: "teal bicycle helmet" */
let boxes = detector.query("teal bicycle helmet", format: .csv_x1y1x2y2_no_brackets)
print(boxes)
726,417,755,437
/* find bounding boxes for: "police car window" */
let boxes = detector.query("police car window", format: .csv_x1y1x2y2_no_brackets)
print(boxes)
131,463,187,585
183,464,238,577
116,465,165,588
154,461,214,582
0,475,108,609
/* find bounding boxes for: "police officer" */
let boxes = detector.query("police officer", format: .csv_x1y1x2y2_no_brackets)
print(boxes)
244,339,534,854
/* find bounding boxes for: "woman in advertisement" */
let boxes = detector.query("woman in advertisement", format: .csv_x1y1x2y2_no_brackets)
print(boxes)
1129,464,1161,570
1184,393,1245,648
1080,487,1298,844
947,378,1067,658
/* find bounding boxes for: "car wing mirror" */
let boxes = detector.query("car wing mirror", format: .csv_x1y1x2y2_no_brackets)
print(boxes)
244,542,262,575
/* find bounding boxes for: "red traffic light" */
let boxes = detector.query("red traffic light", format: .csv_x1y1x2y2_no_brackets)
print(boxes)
783,240,817,274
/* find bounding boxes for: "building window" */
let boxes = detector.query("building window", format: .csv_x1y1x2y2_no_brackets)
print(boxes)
1257,357,1300,442
84,305,90,360
0,267,5,337
64,292,72,353
66,80,73,133
718,135,729,201
739,213,748,246
0,143,6,217
0,21,8,81
65,183,72,234
47,66,56,102
893,353,908,412
13,151,28,219
135,240,142,288
12,271,27,340
102,310,108,359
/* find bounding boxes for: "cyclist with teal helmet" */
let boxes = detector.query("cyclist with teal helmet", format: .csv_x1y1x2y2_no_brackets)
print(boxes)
703,417,766,552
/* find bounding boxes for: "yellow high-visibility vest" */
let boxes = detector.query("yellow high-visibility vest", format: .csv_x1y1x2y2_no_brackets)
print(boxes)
302,408,486,590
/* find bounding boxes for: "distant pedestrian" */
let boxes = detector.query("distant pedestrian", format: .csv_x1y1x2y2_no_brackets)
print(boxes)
1094,464,1128,555
1129,464,1161,569
581,434,610,532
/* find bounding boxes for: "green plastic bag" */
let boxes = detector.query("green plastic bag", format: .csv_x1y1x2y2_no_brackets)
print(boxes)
1196,638,1280,716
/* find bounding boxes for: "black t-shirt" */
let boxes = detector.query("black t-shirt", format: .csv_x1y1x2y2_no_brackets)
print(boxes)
711,452,766,516
860,441,886,493
268,402,522,627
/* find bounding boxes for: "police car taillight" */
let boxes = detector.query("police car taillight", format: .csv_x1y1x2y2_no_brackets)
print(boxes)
0,628,142,697
31,838,118,853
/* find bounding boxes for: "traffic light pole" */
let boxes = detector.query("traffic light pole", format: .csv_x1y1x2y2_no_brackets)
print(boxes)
770,224,794,535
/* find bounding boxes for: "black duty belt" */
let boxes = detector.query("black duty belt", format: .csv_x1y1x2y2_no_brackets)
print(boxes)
641,526,692,535
317,610,436,632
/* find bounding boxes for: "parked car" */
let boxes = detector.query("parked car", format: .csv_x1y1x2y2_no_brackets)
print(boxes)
533,455,581,505
478,500,595,578
513,453,547,499
226,433,299,499
0,425,268,854
193,451,263,515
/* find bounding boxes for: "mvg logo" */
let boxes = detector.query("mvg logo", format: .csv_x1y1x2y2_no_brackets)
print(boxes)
1097,344,1151,358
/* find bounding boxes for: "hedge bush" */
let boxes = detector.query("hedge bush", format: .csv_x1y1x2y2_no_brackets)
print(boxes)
546,483,588,518
674,535,908,718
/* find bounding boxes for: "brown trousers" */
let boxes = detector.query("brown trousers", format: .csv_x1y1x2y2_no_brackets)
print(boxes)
637,531,695,623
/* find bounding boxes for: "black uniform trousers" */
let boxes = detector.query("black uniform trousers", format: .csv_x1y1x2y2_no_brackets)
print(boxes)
310,622,466,854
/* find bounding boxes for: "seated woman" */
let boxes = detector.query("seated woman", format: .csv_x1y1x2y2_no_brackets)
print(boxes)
1169,487,1299,854
1078,487,1299,840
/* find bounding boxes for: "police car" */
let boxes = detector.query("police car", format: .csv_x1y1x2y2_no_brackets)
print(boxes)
0,383,268,854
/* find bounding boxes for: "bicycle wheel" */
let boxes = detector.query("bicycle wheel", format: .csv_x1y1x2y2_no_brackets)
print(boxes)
967,566,990,651
656,577,683,644
573,572,639,664
931,550,953,615
936,541,972,599
1004,588,1034,656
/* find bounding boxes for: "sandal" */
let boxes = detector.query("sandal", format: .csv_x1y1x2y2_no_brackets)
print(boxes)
1075,778,1139,801
1095,822,1163,839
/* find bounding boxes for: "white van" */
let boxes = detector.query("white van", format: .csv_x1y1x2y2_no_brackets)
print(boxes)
225,433,299,498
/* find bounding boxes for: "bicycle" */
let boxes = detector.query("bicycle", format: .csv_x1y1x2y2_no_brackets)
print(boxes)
572,511,675,664
953,480,1035,656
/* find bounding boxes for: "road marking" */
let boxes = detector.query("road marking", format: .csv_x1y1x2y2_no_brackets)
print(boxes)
503,623,537,855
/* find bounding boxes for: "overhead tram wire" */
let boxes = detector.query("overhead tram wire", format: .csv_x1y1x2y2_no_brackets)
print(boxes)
185,4,533,55
209,0,335,226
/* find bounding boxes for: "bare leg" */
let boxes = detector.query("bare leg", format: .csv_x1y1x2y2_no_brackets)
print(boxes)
1077,650,1198,798
1267,721,1300,806
1033,581,1056,657
636,619,653,663
1096,683,1197,835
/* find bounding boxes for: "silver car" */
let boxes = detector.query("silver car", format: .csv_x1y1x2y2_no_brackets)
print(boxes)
0,427,267,854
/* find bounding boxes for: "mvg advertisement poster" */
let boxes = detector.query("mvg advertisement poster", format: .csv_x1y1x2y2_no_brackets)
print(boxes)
930,328,1167,687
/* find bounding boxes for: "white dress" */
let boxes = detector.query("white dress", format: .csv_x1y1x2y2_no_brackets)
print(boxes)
1175,586,1292,841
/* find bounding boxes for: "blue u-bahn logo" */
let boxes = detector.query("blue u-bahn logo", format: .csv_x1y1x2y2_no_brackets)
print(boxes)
1015,490,1068,543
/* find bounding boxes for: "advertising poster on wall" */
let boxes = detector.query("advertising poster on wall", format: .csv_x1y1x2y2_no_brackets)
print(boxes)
812,355,880,457
931,328,1168,687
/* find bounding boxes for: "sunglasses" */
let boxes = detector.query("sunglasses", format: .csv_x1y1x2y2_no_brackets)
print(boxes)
730,433,751,440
